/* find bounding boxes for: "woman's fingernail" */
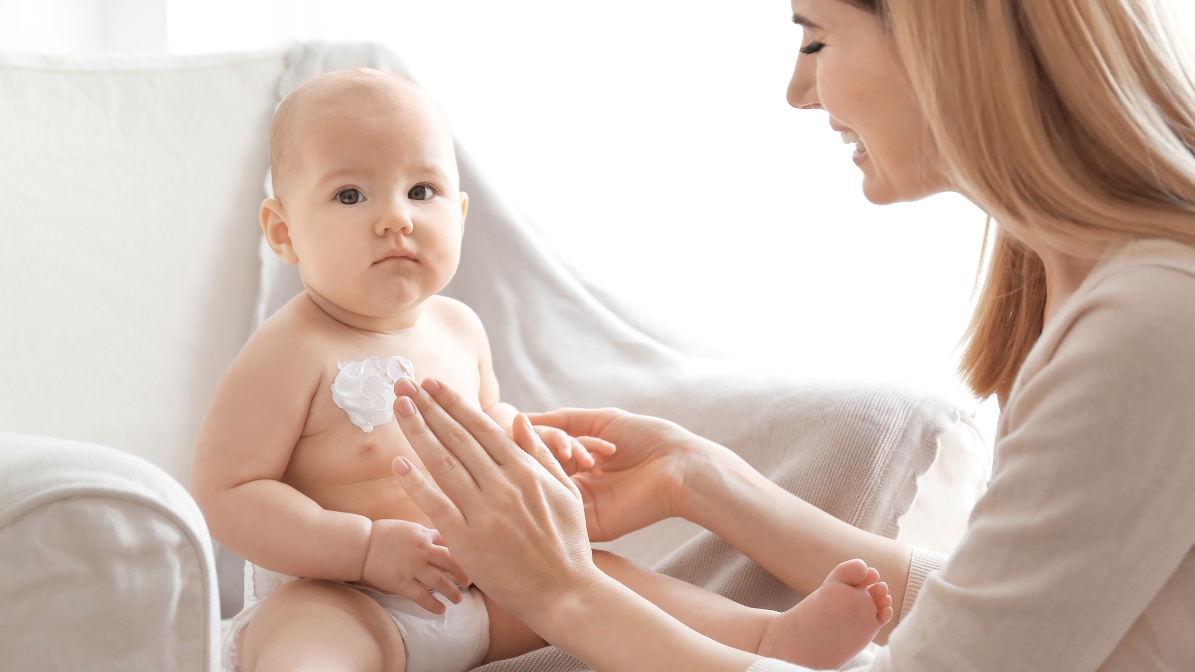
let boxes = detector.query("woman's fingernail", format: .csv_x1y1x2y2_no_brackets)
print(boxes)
393,456,412,475
422,378,443,397
396,377,418,396
396,397,417,418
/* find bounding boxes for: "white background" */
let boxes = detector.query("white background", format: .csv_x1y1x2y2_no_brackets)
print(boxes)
5,1,1195,430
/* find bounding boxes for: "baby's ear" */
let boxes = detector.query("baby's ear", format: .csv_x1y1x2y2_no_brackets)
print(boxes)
260,198,299,265
459,191,469,232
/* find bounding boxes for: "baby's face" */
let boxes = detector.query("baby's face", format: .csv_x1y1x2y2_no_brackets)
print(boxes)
277,78,466,326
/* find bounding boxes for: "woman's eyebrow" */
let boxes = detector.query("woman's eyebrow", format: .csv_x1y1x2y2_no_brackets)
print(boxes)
791,13,823,30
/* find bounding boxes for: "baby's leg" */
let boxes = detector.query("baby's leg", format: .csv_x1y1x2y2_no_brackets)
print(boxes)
593,551,891,670
237,578,407,672
478,592,549,664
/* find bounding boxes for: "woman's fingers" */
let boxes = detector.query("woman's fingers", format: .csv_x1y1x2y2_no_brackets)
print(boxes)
391,456,467,531
514,413,581,500
393,380,490,505
401,377,520,472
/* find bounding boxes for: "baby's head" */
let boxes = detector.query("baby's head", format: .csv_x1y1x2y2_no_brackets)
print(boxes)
262,69,468,327
268,69,458,201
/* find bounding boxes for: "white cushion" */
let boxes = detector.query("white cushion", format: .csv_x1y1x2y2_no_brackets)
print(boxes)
0,431,219,670
0,49,285,484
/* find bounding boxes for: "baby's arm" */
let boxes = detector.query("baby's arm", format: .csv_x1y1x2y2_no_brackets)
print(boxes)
189,322,371,581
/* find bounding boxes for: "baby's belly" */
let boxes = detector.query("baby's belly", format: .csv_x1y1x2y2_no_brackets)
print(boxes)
300,475,433,526
282,425,433,526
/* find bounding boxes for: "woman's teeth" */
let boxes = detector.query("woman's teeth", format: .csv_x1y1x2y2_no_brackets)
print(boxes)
841,131,866,153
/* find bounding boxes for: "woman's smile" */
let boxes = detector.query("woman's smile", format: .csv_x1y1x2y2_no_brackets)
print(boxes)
833,125,869,166
842,131,868,165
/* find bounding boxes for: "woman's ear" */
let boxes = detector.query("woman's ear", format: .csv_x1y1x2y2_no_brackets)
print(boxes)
260,198,299,265
459,191,469,232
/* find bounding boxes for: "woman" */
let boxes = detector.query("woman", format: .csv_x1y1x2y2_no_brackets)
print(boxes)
390,0,1195,669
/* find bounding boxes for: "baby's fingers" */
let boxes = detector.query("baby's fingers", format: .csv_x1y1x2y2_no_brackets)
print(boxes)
537,426,573,462
579,436,617,455
568,437,596,470
421,567,463,605
429,542,469,586
403,581,447,615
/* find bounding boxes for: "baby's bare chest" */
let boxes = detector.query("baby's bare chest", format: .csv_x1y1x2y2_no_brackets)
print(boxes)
286,339,485,497
307,347,483,437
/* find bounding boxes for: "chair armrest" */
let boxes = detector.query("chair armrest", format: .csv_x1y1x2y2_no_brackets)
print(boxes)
0,432,219,671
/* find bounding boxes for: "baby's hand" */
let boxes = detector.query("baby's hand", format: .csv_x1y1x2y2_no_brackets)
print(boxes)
359,519,469,615
534,424,616,475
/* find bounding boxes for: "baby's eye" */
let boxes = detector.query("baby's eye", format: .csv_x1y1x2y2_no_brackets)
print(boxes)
408,185,436,201
336,188,365,205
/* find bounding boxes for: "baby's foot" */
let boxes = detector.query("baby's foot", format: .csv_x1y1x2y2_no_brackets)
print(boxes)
757,559,893,670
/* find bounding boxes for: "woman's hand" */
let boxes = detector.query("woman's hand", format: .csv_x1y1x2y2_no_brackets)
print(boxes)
388,377,603,625
529,407,715,542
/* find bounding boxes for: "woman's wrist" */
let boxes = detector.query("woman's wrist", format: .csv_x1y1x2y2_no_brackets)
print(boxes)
532,569,618,644
673,438,751,528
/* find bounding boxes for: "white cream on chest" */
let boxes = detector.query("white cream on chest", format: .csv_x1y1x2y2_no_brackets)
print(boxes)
329,355,416,433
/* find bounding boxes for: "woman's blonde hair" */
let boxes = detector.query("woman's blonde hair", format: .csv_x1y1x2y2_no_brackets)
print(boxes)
851,0,1195,400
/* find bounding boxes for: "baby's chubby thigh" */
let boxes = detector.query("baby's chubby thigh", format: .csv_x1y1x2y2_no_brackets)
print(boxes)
238,578,408,672
478,589,550,664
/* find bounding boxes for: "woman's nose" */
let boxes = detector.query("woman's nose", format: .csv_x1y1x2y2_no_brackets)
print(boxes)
787,56,820,110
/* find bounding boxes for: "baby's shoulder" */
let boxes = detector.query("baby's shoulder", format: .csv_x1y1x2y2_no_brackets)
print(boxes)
237,297,339,373
424,295,485,332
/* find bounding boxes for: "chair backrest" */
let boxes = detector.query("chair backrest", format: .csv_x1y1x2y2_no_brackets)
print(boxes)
0,49,286,484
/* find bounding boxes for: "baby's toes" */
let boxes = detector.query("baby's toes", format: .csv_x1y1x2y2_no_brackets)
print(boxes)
863,566,880,585
827,558,870,587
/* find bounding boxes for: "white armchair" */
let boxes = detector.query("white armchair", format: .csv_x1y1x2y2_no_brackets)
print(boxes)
0,44,990,671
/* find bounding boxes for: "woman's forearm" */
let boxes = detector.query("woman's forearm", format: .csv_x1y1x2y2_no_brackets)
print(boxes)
536,573,765,672
681,440,912,642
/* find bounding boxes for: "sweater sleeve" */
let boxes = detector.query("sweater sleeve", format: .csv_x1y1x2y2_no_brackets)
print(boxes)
871,256,1195,670
898,547,945,623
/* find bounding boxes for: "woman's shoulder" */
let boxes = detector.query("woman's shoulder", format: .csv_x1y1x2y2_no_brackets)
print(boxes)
1016,238,1195,388
1090,237,1195,286
1001,237,1195,442
1074,238,1195,324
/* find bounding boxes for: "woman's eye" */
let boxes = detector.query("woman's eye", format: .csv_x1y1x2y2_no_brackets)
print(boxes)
409,185,436,201
336,188,365,205
800,40,826,55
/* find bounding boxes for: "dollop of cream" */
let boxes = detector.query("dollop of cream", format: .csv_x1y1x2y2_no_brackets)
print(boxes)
330,355,416,433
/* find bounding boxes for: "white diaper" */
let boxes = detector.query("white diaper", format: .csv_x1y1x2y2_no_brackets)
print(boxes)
222,563,489,672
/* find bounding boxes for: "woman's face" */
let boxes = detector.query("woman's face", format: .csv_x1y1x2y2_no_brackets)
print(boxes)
787,0,950,204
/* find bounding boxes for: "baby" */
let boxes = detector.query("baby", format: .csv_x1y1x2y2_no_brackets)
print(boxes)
190,68,891,672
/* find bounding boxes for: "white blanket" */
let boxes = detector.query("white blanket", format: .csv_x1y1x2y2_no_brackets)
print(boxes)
250,41,972,672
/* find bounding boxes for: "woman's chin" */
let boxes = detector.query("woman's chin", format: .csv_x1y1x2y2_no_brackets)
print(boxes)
861,178,899,205
861,175,943,206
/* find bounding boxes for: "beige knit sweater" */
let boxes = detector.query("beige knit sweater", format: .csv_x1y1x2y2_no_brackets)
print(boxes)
753,238,1195,671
